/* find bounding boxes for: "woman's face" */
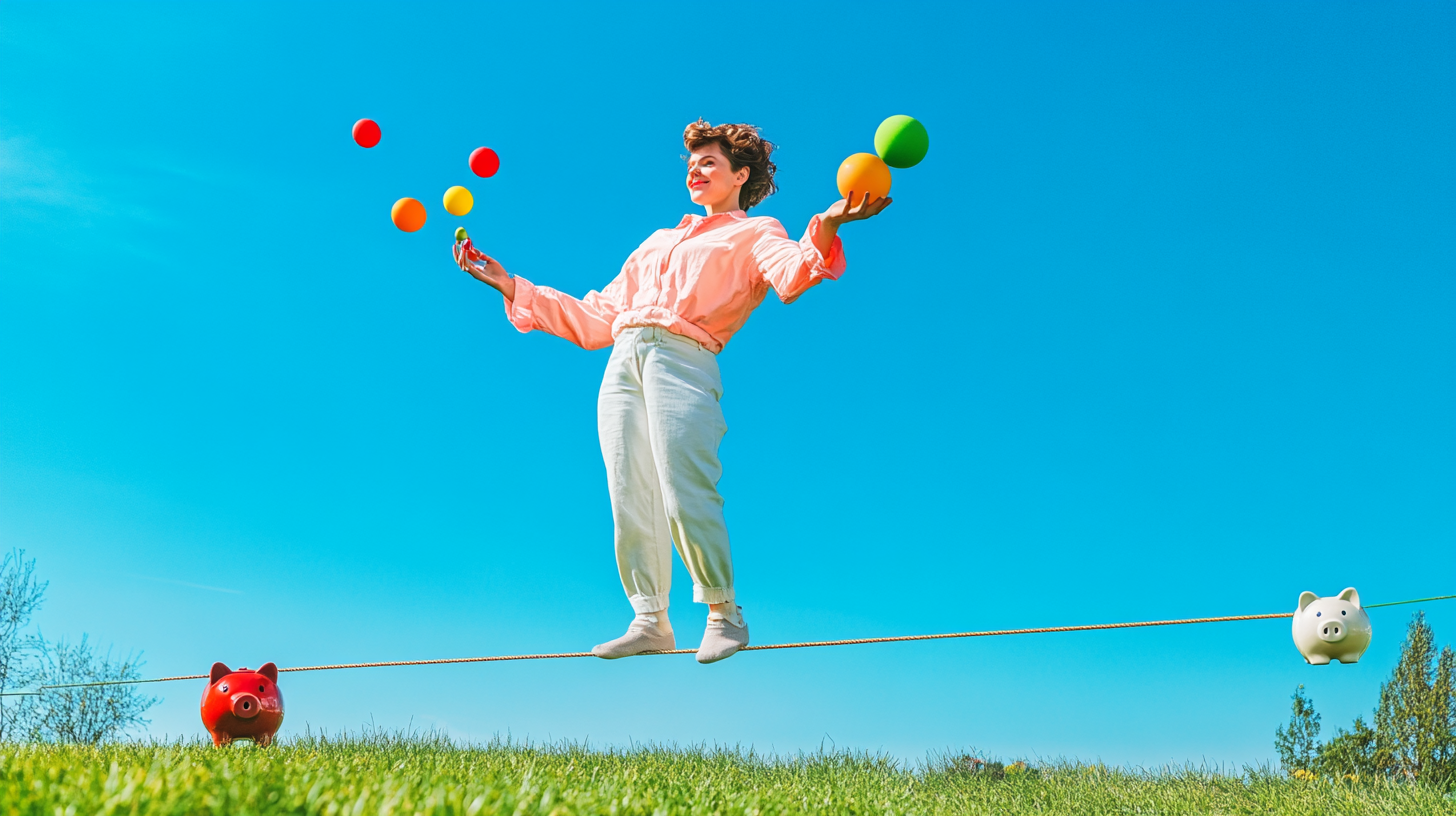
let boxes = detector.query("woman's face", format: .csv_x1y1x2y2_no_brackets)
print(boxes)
686,144,750,210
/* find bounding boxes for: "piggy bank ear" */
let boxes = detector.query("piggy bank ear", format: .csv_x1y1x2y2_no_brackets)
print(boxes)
1338,587,1361,609
258,662,278,683
1298,591,1318,612
209,662,231,684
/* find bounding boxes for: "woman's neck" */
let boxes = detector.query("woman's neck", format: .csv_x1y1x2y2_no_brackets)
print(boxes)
703,194,743,216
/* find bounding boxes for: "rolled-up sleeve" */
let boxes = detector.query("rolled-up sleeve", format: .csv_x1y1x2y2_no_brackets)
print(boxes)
502,271,626,350
751,215,846,304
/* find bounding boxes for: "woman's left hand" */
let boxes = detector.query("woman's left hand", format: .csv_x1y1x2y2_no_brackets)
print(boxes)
811,191,892,257
823,191,892,227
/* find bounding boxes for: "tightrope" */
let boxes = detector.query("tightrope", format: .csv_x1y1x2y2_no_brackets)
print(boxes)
6,593,1452,696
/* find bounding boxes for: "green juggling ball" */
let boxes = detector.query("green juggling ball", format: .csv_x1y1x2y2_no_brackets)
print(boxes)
455,227,469,242
874,115,929,169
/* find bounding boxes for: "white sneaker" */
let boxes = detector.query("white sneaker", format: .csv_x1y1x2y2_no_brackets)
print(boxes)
697,606,749,664
592,614,675,659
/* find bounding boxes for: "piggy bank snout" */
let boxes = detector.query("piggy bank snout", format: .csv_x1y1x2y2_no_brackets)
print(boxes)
231,692,262,719
1315,613,1349,643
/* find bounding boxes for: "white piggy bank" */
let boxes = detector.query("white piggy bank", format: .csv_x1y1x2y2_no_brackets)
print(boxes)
1292,587,1371,665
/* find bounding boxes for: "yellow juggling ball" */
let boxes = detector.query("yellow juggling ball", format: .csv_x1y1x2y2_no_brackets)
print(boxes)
443,186,474,216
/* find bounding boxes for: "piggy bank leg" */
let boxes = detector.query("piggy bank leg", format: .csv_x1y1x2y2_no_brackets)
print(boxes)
1306,654,1331,665
211,733,232,748
1337,653,1362,664
256,733,274,748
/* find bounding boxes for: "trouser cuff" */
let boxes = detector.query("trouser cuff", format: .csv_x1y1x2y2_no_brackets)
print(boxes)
693,585,735,605
627,592,671,614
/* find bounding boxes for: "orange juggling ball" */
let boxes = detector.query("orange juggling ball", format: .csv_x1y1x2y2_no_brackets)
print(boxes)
391,198,426,232
836,153,892,201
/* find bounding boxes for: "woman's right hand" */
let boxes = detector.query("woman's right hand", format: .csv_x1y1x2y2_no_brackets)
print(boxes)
453,240,517,301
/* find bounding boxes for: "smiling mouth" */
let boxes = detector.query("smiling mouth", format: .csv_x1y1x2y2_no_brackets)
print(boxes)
690,179,707,188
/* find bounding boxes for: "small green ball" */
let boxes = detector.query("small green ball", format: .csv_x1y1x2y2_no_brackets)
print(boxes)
874,115,929,169
454,227,469,242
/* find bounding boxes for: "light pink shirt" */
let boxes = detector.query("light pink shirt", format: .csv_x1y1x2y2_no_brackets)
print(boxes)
502,211,845,353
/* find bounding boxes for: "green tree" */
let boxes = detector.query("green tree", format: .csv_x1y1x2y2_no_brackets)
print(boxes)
1275,684,1321,774
1373,612,1455,784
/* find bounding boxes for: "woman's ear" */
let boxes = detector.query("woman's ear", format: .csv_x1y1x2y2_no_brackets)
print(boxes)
734,166,750,187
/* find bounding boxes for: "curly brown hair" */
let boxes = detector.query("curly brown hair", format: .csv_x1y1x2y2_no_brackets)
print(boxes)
683,118,778,210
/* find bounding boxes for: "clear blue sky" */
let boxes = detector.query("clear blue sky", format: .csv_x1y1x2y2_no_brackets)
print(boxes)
2,1,1452,767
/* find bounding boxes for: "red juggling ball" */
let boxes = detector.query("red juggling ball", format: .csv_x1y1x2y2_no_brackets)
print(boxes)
469,147,500,178
353,119,382,148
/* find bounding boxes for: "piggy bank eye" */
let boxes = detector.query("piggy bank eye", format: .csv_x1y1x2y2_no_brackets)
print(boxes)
1341,610,1347,616
258,684,265,692
1315,612,1321,617
220,684,229,693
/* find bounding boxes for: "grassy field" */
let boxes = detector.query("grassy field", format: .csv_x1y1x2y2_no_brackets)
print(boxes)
1,734,1452,815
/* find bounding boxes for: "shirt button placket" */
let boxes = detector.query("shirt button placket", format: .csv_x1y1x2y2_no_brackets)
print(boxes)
659,224,693,307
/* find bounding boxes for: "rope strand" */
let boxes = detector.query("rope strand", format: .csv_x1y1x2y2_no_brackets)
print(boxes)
7,593,1450,696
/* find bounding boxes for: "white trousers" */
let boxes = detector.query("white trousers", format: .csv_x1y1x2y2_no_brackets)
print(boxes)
598,326,733,613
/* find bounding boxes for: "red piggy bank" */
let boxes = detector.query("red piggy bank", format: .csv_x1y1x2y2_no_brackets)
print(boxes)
200,662,285,747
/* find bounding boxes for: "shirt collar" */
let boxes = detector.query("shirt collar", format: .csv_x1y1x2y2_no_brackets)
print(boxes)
676,210,748,229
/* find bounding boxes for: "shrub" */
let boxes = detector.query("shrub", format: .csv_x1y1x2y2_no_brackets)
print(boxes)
11,635,157,744
0,551,156,744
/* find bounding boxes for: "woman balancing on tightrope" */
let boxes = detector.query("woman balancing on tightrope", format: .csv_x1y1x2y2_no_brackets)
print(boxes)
453,120,890,663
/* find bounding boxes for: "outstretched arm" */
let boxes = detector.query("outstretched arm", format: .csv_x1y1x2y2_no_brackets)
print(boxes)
453,240,624,350
754,191,892,303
